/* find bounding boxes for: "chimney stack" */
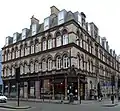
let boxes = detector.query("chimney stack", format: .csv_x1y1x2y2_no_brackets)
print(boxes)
50,6,59,15
31,15,39,25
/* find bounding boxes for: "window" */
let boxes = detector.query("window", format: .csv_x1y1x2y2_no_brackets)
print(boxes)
20,65,24,75
30,62,34,73
8,52,11,60
22,29,26,40
91,61,93,73
31,45,34,54
43,40,46,51
76,31,79,45
12,51,15,59
35,44,39,53
35,62,39,72
44,17,49,31
77,55,80,69
80,39,82,48
12,67,15,76
48,39,52,49
16,50,19,58
7,68,10,76
42,59,46,71
24,64,28,74
6,68,8,77
56,36,61,47
63,55,69,68
25,47,30,56
32,24,37,36
21,48,24,57
63,34,68,45
81,56,84,70
48,58,52,71
56,56,61,69
58,10,65,25
13,33,17,43
87,60,90,72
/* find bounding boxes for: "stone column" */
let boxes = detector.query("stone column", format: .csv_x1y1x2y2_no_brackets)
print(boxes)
8,82,10,97
85,82,88,100
35,81,40,98
52,78,55,99
65,76,67,100
24,82,28,99
78,76,80,100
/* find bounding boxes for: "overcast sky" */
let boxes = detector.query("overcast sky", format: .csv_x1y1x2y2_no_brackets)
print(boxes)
0,0,119,54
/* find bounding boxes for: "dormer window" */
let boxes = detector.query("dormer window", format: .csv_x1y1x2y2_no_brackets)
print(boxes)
44,17,49,31
58,10,66,25
32,24,37,36
13,33,17,43
22,29,26,40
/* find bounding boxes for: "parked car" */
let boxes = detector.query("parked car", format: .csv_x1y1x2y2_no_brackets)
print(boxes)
0,95,7,103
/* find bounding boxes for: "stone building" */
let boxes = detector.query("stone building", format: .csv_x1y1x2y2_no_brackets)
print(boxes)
1,6,120,100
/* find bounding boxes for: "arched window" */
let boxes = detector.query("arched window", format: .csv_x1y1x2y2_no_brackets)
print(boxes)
42,38,46,51
6,68,8,77
76,31,79,45
56,32,61,47
7,67,11,76
20,65,24,75
11,66,15,76
8,49,11,60
81,55,84,70
35,44,39,53
56,56,61,69
24,64,28,74
77,55,80,69
63,29,68,45
80,33,83,48
35,38,39,53
20,44,24,57
35,61,39,72
4,68,6,77
30,40,34,54
48,39,52,49
42,59,46,71
87,59,90,72
2,68,5,77
91,61,93,73
63,55,69,68
30,62,34,73
25,43,29,56
48,58,52,71
11,48,15,59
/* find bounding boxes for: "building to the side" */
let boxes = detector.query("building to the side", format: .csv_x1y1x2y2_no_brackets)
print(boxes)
0,50,3,94
1,6,120,100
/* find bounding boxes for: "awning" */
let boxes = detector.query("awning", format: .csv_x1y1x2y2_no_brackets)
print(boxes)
80,79,88,84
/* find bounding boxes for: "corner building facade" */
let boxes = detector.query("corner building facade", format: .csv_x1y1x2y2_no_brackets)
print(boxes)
1,6,120,100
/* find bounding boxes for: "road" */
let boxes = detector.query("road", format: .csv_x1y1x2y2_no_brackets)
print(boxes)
0,100,120,111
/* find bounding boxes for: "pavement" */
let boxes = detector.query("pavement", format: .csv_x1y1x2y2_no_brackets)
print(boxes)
0,99,120,111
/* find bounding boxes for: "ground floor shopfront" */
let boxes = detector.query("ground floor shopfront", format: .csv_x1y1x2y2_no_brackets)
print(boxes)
3,74,89,100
